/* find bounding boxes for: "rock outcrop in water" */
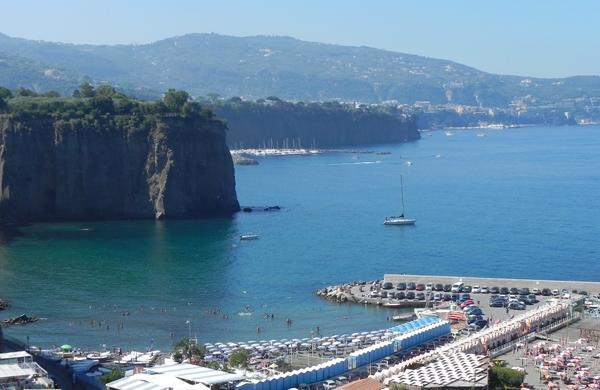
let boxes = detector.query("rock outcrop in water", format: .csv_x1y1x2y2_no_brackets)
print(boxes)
0,88,239,222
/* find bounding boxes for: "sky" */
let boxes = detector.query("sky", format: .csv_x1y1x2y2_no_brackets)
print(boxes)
1,0,599,78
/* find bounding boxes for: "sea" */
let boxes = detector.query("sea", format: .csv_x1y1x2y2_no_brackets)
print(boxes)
0,125,598,351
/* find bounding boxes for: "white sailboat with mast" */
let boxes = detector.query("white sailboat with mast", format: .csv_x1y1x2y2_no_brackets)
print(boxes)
384,175,416,225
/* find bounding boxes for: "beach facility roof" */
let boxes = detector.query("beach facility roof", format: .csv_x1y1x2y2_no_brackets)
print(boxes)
384,352,488,388
106,373,206,390
108,363,245,390
0,363,37,380
145,363,246,385
0,351,32,361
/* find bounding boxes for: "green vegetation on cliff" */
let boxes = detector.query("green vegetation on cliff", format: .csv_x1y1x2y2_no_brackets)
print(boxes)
206,96,419,149
0,84,215,131
0,85,239,222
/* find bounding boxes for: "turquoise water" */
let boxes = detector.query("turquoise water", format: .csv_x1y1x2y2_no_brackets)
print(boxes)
0,125,599,350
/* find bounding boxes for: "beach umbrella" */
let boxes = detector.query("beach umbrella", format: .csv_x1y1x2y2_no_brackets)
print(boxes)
60,344,73,351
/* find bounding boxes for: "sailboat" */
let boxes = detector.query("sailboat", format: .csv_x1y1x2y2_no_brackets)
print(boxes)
384,175,416,225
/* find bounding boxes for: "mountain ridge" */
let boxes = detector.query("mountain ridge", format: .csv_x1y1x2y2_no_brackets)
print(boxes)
1,32,600,110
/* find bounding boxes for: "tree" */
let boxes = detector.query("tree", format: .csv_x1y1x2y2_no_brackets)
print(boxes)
182,101,202,118
0,97,6,112
16,88,38,97
78,82,96,98
0,87,12,100
96,84,116,97
172,338,207,363
489,366,525,389
227,348,249,369
100,368,124,384
43,91,60,98
163,89,189,112
206,92,221,103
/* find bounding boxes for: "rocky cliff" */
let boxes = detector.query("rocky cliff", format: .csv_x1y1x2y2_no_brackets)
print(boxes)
213,100,420,149
0,114,239,222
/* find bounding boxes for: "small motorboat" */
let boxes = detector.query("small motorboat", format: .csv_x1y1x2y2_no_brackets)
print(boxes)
240,234,259,240
392,313,417,322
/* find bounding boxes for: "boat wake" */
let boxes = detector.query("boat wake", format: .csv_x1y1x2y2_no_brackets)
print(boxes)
330,161,382,166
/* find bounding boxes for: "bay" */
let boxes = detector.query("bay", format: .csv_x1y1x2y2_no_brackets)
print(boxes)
0,125,598,350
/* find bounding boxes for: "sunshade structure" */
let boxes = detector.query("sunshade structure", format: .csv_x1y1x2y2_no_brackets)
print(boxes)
60,344,73,351
107,363,246,390
236,317,451,390
384,353,488,388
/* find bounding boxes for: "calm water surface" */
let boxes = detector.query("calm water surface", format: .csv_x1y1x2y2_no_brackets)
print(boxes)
0,125,598,350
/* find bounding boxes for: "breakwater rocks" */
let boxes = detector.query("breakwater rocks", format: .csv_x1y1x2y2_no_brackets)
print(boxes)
316,284,353,303
0,299,8,311
2,314,40,326
0,115,239,222
231,153,259,165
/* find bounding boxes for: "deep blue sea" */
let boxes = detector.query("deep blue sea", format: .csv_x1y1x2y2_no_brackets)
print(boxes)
0,125,598,350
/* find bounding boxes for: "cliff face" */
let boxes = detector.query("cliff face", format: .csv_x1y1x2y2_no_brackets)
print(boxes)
0,115,239,222
214,102,420,149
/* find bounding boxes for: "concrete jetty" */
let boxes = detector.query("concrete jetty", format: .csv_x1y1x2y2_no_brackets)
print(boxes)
383,274,600,293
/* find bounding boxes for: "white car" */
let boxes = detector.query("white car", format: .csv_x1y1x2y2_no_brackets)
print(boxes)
532,288,540,295
451,282,464,293
425,283,434,291
472,285,481,293
480,286,489,293
323,380,337,390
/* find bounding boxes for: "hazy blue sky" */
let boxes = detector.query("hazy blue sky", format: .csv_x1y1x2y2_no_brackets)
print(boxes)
2,0,598,78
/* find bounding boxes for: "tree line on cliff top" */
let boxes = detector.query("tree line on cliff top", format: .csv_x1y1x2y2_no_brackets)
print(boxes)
0,83,217,135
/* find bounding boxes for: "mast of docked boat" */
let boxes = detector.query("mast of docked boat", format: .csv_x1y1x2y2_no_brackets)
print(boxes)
401,175,406,216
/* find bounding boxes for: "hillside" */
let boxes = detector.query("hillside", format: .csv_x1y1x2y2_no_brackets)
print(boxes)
212,98,419,148
1,32,600,110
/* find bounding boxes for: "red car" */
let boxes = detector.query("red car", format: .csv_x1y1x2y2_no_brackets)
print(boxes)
415,283,426,291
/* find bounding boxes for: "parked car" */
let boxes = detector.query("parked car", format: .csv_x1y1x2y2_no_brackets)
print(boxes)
469,319,488,330
472,285,481,293
396,282,407,290
443,284,452,292
443,293,452,301
323,379,337,390
552,289,560,296
466,307,483,316
433,292,442,301
532,288,541,295
541,288,552,296
462,285,472,293
459,293,471,302
416,283,426,291
406,291,415,299
382,282,393,290
508,301,526,310
416,292,425,300
407,282,416,290
480,286,489,294
335,376,349,386
509,287,519,295
500,287,509,294
526,294,538,304
397,291,406,299
380,291,388,298
451,282,464,293
490,300,505,308
519,287,530,295
460,300,474,308
490,286,500,294
434,283,444,291
425,283,434,291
